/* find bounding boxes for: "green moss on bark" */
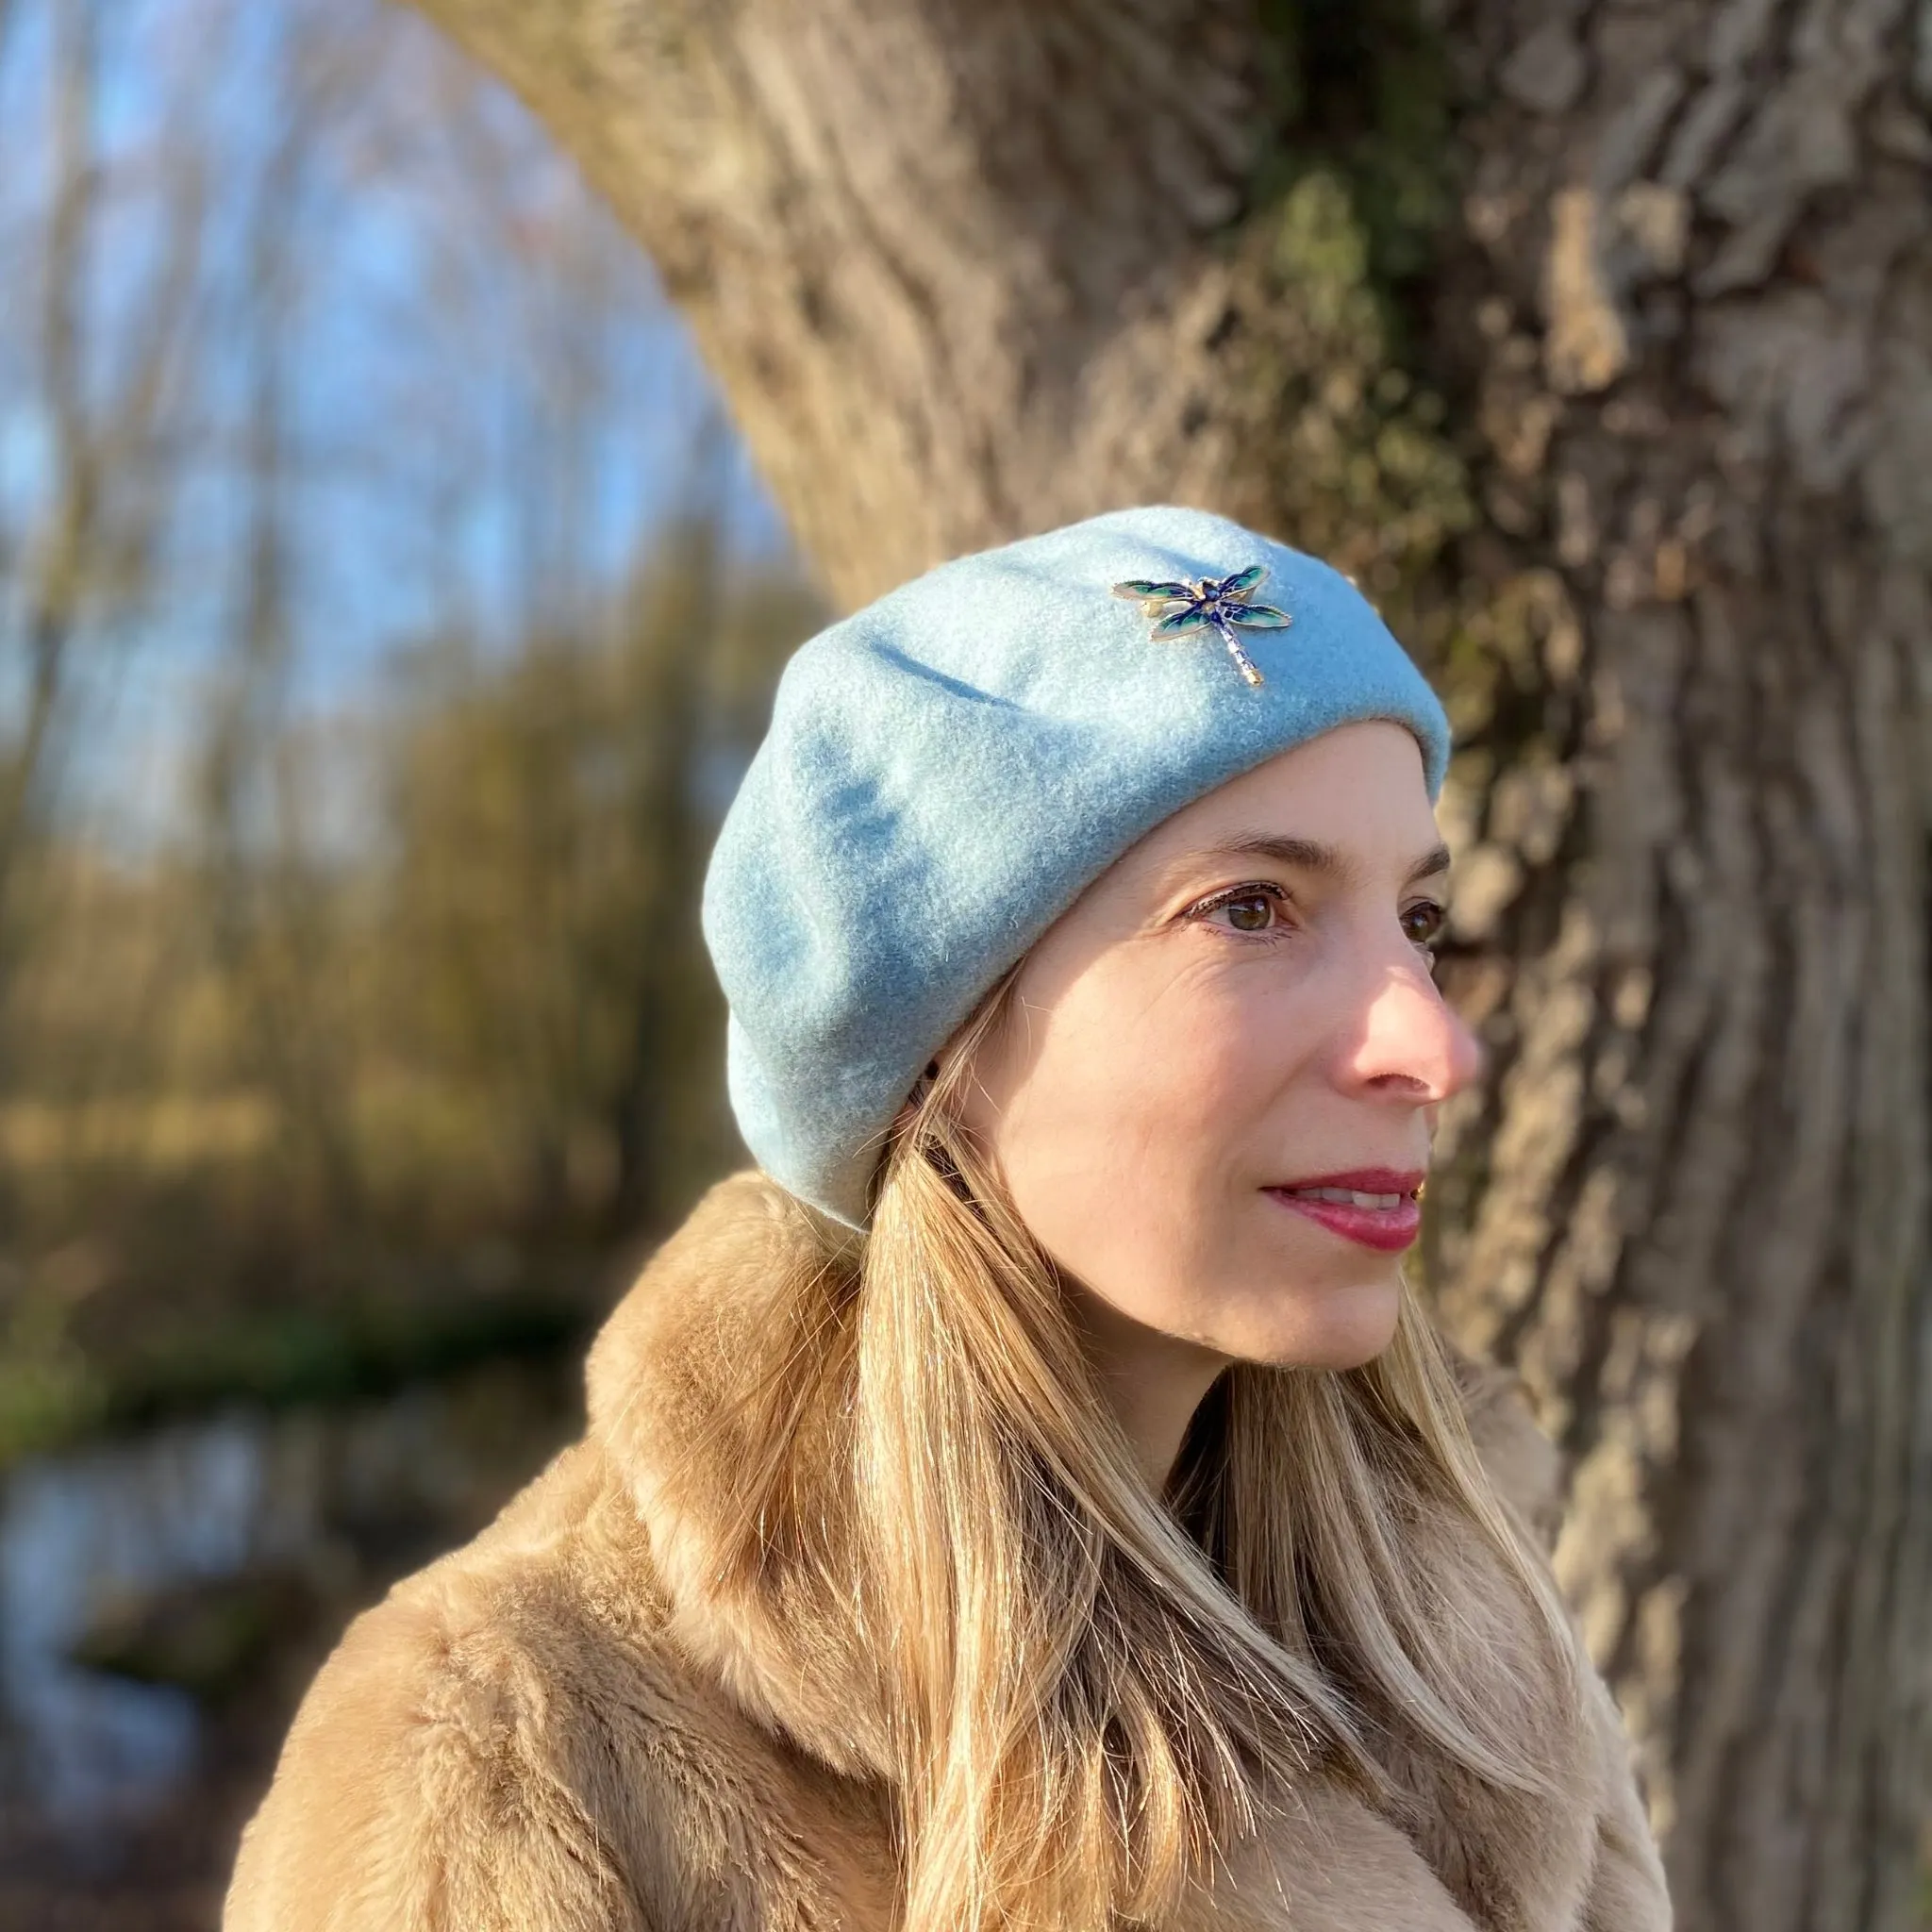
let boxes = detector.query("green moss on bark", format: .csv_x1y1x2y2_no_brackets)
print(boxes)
1227,167,1473,623
1230,0,1472,629
1256,0,1458,291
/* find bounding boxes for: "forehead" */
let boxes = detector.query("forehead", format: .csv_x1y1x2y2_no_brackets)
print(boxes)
1129,721,1437,871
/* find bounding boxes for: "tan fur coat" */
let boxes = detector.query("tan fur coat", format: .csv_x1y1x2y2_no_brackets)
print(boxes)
224,1170,1672,1931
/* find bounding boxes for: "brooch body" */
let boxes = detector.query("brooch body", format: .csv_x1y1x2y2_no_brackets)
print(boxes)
1110,565,1291,688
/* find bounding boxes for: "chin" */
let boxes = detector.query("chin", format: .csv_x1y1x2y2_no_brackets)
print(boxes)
1243,1273,1403,1371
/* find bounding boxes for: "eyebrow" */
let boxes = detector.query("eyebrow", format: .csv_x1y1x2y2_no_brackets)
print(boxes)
1169,831,1453,891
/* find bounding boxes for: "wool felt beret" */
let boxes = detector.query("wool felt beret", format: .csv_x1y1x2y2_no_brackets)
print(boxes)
700,504,1452,1231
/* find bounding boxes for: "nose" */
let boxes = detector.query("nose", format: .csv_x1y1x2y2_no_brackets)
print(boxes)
1342,948,1484,1107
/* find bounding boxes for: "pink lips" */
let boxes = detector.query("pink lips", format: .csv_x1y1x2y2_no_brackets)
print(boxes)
1263,1167,1426,1254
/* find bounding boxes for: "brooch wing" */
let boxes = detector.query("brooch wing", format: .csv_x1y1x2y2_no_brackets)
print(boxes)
1154,608,1210,635
1110,578,1195,608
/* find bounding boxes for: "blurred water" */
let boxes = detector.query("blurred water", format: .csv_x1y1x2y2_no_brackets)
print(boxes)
0,1415,298,1826
0,1365,574,1841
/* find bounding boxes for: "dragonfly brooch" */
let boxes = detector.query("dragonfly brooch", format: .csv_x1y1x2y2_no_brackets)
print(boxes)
1110,564,1291,688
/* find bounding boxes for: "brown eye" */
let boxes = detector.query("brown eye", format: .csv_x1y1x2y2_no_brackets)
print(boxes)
1223,893,1275,933
1185,881,1291,940
1402,900,1447,949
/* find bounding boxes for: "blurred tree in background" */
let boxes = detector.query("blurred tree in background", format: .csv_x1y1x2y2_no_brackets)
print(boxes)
0,0,814,1521
374,509,817,1238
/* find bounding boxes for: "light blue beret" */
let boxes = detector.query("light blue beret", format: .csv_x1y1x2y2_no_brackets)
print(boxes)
700,505,1451,1230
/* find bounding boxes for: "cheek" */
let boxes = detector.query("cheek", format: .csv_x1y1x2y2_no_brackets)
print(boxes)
1002,968,1267,1179
984,967,1284,1320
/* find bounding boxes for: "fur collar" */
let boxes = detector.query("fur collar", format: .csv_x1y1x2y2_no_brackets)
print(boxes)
586,1170,899,1780
222,1166,1666,1932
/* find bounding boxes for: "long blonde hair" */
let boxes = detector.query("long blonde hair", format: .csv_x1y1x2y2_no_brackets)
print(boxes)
708,962,1583,1931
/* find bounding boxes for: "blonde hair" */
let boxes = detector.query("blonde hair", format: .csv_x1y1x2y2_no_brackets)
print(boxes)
714,961,1583,1932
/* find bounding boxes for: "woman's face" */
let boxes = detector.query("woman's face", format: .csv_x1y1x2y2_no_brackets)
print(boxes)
952,720,1480,1374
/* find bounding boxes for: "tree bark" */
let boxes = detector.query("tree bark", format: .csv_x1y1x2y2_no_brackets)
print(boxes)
399,0,1932,1924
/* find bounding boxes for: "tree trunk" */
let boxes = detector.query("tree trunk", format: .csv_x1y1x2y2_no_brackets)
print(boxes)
399,0,1932,1924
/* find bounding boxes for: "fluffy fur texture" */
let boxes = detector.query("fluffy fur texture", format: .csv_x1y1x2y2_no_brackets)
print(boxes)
224,1170,1671,1931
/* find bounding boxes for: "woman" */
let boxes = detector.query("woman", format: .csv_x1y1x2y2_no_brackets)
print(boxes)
225,506,1671,1932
